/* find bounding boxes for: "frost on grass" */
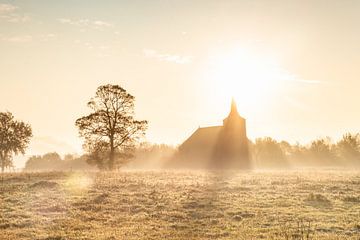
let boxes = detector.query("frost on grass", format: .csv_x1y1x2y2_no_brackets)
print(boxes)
0,170,359,239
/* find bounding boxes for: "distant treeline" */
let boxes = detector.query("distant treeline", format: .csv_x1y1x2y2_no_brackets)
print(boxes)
251,133,360,168
23,133,360,171
23,144,175,171
24,152,96,171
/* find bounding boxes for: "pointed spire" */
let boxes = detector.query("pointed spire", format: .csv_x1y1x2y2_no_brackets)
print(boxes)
223,97,243,124
230,97,238,114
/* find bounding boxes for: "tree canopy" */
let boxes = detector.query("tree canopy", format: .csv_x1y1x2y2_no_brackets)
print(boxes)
0,112,32,172
75,84,147,170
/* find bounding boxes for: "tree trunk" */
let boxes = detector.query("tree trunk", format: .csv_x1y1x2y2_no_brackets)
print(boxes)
0,153,4,173
1,165,4,173
108,136,115,170
109,148,115,170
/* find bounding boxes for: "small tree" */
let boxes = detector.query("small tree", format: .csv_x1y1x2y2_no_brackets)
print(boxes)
0,112,32,172
253,137,287,168
308,137,337,165
75,84,147,170
336,133,360,165
84,140,109,170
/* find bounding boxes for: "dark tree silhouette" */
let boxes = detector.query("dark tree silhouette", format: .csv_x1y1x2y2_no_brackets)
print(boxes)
0,112,32,172
75,84,147,170
84,140,110,170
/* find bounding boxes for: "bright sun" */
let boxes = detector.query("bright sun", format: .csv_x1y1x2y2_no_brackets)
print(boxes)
205,47,293,114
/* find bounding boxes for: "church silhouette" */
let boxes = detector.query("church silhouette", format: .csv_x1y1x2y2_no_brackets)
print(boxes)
173,99,251,169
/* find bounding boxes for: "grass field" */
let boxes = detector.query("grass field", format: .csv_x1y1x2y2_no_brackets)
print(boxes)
0,170,359,239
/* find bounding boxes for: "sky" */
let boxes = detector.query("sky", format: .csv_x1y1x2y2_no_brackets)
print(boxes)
1,0,360,168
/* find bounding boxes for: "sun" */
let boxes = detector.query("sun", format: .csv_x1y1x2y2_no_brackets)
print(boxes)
205,47,290,115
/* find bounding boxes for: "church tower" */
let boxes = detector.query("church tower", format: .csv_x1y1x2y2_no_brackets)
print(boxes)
211,99,251,169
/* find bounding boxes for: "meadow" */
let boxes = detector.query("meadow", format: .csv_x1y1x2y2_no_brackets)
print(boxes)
0,170,359,239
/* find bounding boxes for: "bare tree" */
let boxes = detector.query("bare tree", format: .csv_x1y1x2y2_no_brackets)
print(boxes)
0,112,32,172
75,84,147,170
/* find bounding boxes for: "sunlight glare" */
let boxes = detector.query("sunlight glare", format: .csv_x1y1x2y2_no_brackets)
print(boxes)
65,173,93,192
206,47,293,114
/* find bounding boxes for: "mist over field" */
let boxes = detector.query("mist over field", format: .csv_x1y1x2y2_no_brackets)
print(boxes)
20,133,360,172
1,0,360,239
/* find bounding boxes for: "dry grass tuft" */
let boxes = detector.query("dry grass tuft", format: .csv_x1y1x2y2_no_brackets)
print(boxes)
29,180,59,189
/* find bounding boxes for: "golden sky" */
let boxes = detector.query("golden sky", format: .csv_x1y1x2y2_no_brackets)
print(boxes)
1,0,360,167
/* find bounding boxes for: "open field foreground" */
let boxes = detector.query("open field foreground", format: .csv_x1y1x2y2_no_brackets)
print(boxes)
0,170,359,240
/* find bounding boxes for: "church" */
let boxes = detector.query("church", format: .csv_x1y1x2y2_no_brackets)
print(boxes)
172,99,251,169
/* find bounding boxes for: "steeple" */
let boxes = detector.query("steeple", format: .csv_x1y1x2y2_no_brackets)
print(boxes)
230,97,238,115
223,98,244,125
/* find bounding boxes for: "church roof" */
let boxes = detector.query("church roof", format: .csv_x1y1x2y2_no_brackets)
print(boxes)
179,126,222,151
174,99,250,168
179,99,245,153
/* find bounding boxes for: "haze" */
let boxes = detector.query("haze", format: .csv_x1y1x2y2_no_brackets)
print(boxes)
1,0,360,168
